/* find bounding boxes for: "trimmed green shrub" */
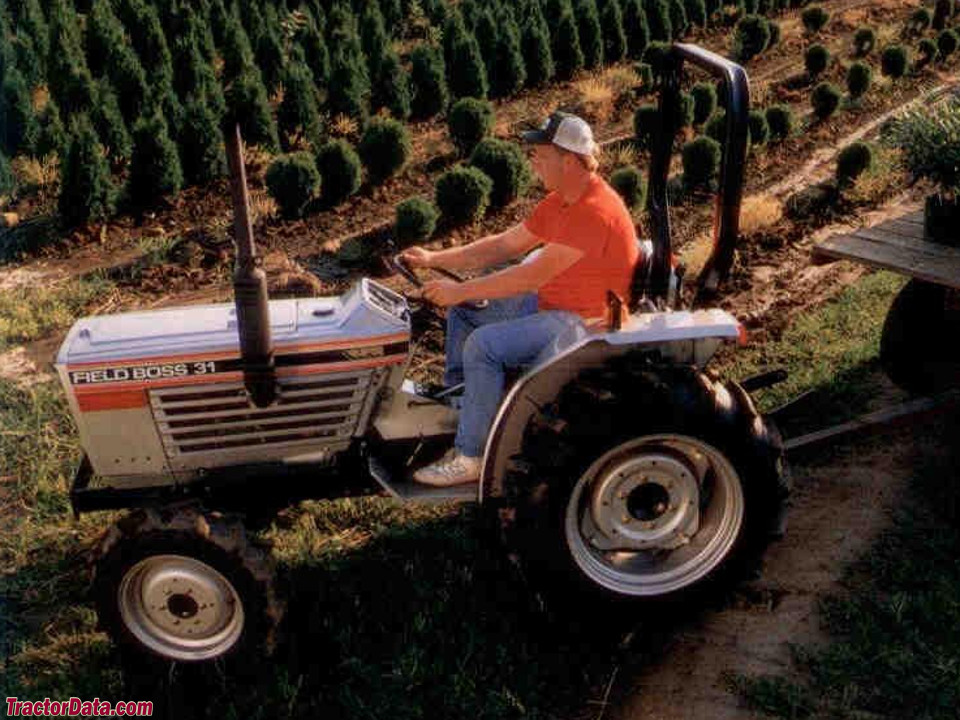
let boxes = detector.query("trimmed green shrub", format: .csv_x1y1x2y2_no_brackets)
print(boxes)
677,91,696,128
86,0,127,78
0,150,13,197
599,0,627,63
449,34,488,99
118,0,174,92
847,61,872,98
435,165,493,225
126,113,183,211
296,9,330,86
1,68,38,156
221,7,255,82
575,0,604,70
733,14,771,63
522,17,556,87
255,25,286,94
223,69,279,151
360,0,389,76
801,5,829,33
278,54,323,150
358,118,411,184
266,152,320,218
610,165,646,208
372,50,412,120
58,116,115,227
836,141,874,186
33,100,66,158
933,0,955,31
623,0,651,59
634,103,660,149
554,11,585,80
91,79,132,162
811,82,842,120
881,45,909,78
395,197,439,243
765,104,794,141
327,48,370,123
704,111,726,144
410,44,448,119
908,8,932,35
492,11,527,97
748,109,769,145
171,29,225,119
178,96,226,186
669,0,688,38
682,136,721,190
804,44,830,77
474,8,498,81
448,97,495,157
919,38,939,66
854,27,875,56
643,41,673,80
938,29,959,59
684,0,708,27
316,139,362,206
691,82,718,125
469,138,531,207
644,0,673,42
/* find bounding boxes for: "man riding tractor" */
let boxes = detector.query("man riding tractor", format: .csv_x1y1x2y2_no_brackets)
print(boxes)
402,111,642,487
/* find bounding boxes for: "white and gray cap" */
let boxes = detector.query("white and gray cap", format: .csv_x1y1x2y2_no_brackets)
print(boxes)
521,111,598,156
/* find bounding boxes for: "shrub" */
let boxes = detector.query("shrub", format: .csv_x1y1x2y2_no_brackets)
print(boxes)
785,181,837,220
395,197,439,244
691,82,718,125
732,14,771,63
748,109,769,145
126,113,183,212
836,141,874,186
644,0,673,42
881,45,909,78
881,98,960,191
668,0,688,38
853,27,875,56
644,41,673,80
178,96,226,186
575,0,605,69
296,9,330,85
684,0,708,28
266,152,320,218
0,150,13,197
278,55,323,150
91,80,132,162
469,138,532,207
449,34,489,99
327,49,370,124
599,0,628,63
1,69,38,157
847,61,872,98
435,165,493,225
623,0,652,59
634,103,660,149
801,5,829,33
223,69,280,151
58,116,115,227
448,97,495,157
811,82,842,120
522,17,556,87
492,11,527,97
33,100,66,158
255,26,286,94
682,136,721,191
919,38,939,66
610,165,646,208
410,44,448,119
765,104,795,141
704,111,726,144
938,29,959,59
804,44,830,77
358,118,411,183
908,8,932,35
635,62,655,92
372,50,412,120
933,0,955,30
677,91,696,128
554,11,585,80
316,139,363,206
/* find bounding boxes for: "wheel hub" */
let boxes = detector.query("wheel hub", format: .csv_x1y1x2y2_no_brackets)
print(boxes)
583,451,701,551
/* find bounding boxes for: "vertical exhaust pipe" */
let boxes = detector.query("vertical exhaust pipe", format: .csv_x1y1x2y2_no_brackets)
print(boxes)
225,124,276,407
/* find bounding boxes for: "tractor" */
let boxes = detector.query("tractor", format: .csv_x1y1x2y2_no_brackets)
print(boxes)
55,45,789,663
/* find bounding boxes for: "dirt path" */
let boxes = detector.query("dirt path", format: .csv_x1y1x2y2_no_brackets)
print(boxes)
612,375,932,720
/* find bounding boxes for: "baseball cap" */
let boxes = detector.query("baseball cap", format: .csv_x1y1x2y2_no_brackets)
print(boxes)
521,111,598,156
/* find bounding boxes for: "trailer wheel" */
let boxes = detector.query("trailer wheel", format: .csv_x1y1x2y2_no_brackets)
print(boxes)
880,279,960,395
499,362,789,627
92,506,282,663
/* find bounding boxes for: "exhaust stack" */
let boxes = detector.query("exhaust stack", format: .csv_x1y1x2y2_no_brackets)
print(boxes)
225,124,276,407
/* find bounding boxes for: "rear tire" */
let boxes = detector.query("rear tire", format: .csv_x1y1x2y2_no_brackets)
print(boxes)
498,360,789,631
92,506,282,664
880,279,960,395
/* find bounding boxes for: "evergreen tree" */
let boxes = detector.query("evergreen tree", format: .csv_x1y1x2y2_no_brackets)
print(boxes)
208,0,230,46
443,9,468,69
278,50,323,150
360,0,388,77
117,0,174,97
86,0,124,78
126,112,183,211
685,0,707,27
381,0,403,31
327,3,370,94
58,115,115,227
220,5,256,83
0,149,13,197
554,10,585,79
10,31,42,89
522,15,555,87
599,0,627,64
86,0,148,123
18,0,48,70
492,10,526,98
91,79,132,162
171,27,225,119
327,46,370,123
255,4,286,94
296,7,330,87
1,67,39,156
409,43,447,119
449,34,488,99
623,0,651,60
223,68,280,151
33,98,66,157
474,8,499,83
575,0,604,69
669,0,687,38
644,0,672,42
178,95,226,186
47,4,96,118
372,48,411,119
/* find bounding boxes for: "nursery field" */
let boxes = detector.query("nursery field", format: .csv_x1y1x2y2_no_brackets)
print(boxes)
3,0,960,718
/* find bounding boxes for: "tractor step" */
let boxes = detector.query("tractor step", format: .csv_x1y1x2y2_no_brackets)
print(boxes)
367,454,478,503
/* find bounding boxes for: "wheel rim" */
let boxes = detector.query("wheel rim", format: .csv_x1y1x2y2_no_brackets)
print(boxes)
117,554,245,661
564,435,745,597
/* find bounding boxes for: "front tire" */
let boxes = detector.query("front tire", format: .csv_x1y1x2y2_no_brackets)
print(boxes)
499,361,789,625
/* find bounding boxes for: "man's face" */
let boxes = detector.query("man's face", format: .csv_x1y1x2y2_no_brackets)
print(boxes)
529,144,566,190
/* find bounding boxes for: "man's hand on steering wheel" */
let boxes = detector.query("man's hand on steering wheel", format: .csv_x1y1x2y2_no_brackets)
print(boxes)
400,246,436,269
422,279,465,307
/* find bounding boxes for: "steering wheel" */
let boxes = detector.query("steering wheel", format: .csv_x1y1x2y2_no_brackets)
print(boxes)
384,252,489,311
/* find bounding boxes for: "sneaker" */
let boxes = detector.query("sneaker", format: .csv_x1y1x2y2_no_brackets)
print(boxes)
413,449,481,486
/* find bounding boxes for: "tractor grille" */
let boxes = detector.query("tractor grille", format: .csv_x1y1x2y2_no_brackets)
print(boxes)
149,368,385,470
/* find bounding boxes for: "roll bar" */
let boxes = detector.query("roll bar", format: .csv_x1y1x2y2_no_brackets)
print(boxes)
645,43,750,308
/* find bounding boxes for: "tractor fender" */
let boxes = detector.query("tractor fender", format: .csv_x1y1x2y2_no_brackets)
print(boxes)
479,309,743,501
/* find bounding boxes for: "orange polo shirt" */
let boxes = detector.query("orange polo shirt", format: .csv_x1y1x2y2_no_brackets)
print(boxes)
524,174,641,320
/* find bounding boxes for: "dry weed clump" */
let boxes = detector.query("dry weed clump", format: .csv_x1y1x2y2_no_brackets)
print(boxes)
597,143,639,174
330,113,360,140
248,188,279,225
845,146,906,206
740,194,784,234
574,75,615,124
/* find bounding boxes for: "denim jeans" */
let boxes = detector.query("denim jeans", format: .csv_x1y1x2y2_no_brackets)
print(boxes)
443,293,589,458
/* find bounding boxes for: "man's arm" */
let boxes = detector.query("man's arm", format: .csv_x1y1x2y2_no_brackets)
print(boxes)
428,223,542,271
453,242,583,301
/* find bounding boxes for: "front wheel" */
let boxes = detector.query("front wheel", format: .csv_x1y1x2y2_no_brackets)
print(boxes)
499,362,789,625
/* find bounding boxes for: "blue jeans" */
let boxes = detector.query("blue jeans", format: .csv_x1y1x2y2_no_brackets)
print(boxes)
444,293,589,458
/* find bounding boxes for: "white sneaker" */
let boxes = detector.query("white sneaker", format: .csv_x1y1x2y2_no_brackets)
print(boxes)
413,449,481,486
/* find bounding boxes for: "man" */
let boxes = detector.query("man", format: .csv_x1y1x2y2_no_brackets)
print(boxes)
401,111,641,487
